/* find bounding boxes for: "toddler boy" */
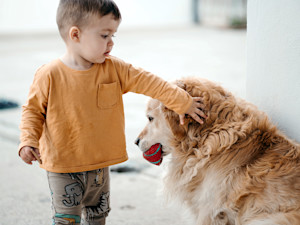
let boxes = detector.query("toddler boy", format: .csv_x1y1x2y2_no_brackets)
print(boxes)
19,0,206,224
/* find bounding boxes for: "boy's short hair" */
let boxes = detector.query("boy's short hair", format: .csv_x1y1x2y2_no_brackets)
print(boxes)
56,0,121,40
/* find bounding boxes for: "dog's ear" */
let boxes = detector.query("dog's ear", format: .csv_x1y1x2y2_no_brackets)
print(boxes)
163,107,189,141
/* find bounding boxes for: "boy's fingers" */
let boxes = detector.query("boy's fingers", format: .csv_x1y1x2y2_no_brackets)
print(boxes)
193,97,204,103
191,113,204,124
195,108,207,119
181,97,207,125
30,148,42,164
179,114,185,125
23,154,34,165
195,102,206,110
24,160,33,165
26,160,33,165
33,148,41,157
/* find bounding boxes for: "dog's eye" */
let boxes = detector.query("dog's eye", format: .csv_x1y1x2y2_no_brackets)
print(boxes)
148,116,154,122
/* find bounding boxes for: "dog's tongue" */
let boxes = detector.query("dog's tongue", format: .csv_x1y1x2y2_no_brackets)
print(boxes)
143,143,163,166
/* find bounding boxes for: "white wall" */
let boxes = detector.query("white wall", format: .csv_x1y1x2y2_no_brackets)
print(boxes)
246,0,300,142
0,0,191,34
115,0,190,29
0,0,59,33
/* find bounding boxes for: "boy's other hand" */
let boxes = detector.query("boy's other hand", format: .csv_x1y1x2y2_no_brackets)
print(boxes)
20,146,42,164
179,97,207,125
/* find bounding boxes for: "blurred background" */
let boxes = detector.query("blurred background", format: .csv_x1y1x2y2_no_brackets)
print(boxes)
0,0,247,32
0,0,247,224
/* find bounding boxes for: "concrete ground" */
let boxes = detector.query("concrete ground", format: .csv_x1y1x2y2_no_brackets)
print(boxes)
0,25,246,225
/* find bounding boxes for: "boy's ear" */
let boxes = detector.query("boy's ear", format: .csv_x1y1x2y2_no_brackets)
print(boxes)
69,26,80,42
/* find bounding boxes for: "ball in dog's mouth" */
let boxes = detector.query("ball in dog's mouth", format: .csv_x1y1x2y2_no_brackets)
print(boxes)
143,143,163,166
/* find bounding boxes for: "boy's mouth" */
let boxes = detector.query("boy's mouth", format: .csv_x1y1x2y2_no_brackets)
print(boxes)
104,51,111,56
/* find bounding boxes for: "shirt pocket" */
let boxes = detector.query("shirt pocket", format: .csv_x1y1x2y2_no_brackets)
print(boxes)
97,82,120,109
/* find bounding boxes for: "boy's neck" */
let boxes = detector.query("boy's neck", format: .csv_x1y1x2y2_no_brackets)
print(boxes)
60,52,94,71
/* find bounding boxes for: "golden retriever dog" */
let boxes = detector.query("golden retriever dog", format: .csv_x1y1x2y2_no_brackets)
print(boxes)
135,77,300,225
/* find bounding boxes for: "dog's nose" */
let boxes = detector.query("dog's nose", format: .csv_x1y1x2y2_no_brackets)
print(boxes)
135,138,140,146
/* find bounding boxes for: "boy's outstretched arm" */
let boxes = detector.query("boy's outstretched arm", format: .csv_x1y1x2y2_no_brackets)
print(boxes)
179,97,207,125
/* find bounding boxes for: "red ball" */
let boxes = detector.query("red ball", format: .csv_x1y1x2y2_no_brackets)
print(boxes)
143,143,163,166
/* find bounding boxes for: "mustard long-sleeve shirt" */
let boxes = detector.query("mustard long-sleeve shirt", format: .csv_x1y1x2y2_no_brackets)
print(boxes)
19,56,193,173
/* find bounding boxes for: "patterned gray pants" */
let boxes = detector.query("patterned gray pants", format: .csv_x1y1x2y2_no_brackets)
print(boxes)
47,168,110,225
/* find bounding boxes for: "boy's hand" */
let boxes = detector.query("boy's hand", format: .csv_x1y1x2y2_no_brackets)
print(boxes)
179,97,207,125
20,146,42,164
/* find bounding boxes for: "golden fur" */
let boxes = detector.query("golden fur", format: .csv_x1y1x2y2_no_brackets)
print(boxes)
136,77,300,225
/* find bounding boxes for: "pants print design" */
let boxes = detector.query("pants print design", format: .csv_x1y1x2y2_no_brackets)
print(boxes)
85,192,110,221
54,214,81,225
62,182,84,207
94,169,104,187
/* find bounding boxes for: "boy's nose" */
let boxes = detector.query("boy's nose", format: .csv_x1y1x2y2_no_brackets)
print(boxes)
108,38,114,46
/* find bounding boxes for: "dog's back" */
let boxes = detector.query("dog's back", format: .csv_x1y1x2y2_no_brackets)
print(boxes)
163,78,300,225
232,129,300,224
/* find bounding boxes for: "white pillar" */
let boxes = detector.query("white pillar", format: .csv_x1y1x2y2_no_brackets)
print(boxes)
246,0,300,142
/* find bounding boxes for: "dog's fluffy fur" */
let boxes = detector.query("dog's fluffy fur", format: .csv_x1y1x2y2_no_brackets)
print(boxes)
136,77,300,225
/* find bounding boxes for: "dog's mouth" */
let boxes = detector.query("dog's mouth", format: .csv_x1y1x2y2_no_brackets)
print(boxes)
161,147,167,156
143,143,164,166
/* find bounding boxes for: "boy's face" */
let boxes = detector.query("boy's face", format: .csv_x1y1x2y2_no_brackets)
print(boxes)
75,13,121,64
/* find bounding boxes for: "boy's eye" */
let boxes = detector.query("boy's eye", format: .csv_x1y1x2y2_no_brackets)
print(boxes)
101,34,116,39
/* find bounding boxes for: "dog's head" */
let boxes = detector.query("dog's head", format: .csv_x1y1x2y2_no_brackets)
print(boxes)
135,77,234,158
134,97,175,156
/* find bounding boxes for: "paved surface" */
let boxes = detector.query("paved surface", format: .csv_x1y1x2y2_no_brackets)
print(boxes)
0,25,246,225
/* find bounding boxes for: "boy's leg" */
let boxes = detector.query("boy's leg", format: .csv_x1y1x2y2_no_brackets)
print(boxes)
47,171,85,225
81,168,110,225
